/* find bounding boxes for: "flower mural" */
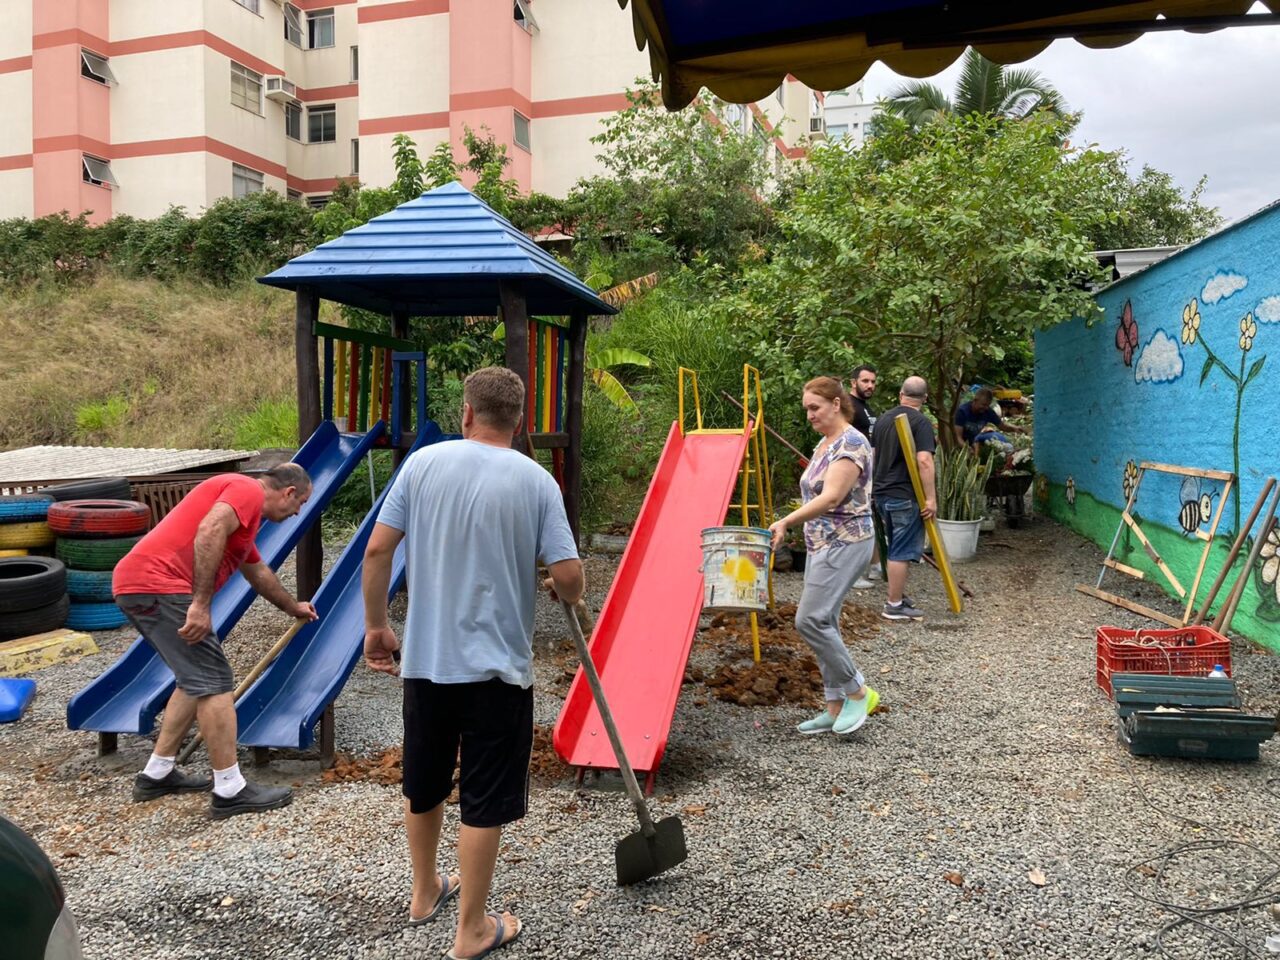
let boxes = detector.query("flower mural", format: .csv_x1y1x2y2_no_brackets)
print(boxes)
1065,476,1076,508
1254,522,1280,622
1122,460,1139,504
1116,300,1139,366
1240,312,1257,352
1034,473,1049,504
1181,299,1201,345
1184,286,1266,535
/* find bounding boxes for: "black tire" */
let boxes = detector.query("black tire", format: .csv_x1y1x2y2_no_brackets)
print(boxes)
65,601,128,632
42,477,132,502
0,595,70,641
0,494,53,522
0,558,66,614
54,536,141,571
65,568,115,602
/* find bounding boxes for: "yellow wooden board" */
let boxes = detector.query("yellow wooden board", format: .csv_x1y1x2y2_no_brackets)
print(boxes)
894,414,963,614
0,629,98,677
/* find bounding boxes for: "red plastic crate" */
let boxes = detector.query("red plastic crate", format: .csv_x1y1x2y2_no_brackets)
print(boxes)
1096,625,1231,697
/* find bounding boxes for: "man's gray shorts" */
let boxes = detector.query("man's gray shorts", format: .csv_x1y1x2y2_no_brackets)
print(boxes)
115,593,234,698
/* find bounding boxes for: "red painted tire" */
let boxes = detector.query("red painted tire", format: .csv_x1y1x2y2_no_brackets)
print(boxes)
46,500,151,538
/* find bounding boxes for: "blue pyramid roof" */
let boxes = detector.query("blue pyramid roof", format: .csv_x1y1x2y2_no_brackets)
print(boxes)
259,182,615,317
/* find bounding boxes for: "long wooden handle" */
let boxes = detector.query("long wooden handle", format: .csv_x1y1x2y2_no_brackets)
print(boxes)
175,616,310,764
1212,487,1280,633
1193,477,1275,625
721,390,808,465
561,601,656,836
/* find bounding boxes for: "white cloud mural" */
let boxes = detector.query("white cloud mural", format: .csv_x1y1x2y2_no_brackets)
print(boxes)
1201,271,1249,304
1134,330,1184,383
1256,295,1280,324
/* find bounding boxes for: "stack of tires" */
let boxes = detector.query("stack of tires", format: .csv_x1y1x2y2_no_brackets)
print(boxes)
48,498,151,632
0,558,68,641
0,493,57,558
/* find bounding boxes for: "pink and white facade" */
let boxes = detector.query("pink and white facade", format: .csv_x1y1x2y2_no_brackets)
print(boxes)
0,0,821,223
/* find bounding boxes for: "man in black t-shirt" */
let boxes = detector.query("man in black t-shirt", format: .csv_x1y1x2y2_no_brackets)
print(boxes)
870,377,937,622
848,364,878,442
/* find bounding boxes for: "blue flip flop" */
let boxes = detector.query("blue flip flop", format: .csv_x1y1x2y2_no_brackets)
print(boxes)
408,871,459,925
445,911,523,959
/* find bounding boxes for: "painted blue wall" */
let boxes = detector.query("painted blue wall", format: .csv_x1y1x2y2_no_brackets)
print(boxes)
1035,200,1280,637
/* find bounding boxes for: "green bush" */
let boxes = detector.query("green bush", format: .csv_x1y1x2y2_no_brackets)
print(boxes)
230,399,299,450
75,396,130,437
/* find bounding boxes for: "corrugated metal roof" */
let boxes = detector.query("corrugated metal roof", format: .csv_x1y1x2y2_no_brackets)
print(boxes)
258,182,617,318
0,446,257,483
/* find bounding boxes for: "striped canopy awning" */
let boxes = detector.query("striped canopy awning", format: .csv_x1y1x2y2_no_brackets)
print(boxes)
619,0,1280,109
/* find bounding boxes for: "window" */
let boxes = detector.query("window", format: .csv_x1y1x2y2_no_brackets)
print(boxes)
752,117,765,140
308,104,336,143
513,111,530,151
82,155,117,187
349,46,359,82
350,138,359,175
775,85,785,106
826,123,848,141
284,4,303,46
232,0,260,13
285,100,302,141
232,164,264,198
723,103,744,130
287,188,303,203
230,62,262,114
308,9,335,48
80,49,116,85
306,194,331,210
513,0,538,32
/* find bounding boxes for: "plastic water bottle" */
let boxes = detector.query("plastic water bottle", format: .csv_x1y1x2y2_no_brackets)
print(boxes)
1208,664,1228,679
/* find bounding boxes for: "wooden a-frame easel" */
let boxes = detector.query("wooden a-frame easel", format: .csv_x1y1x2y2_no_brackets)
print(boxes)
1076,461,1234,627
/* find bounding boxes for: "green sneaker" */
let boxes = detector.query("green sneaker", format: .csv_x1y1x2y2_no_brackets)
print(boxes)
833,687,879,736
796,710,836,735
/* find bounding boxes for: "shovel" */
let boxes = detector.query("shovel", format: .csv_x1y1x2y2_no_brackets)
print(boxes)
560,601,687,886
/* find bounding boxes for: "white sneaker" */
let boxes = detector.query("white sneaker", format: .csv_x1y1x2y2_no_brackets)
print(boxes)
867,565,883,581
853,577,875,589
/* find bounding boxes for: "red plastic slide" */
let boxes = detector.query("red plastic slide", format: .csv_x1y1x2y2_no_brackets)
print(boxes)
553,421,749,784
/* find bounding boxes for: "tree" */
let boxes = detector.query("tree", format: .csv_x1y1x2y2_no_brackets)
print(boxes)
881,49,1072,131
513,81,777,282
737,112,1115,444
1085,154,1224,250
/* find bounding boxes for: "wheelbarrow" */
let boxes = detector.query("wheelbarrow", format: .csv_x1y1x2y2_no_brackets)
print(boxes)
985,472,1034,528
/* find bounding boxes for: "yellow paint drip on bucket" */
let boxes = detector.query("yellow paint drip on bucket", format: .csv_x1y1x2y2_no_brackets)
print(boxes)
700,526,771,613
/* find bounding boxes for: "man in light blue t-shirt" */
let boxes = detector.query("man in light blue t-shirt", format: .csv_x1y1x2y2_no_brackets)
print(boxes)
362,366,583,960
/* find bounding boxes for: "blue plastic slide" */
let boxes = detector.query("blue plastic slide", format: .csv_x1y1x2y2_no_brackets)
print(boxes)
0,678,36,723
235,422,449,749
66,421,385,737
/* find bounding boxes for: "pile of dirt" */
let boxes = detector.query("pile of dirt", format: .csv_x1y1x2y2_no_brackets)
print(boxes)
322,747,404,785
320,725,568,788
699,656,823,707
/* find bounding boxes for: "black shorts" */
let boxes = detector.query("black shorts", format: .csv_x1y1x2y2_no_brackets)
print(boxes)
402,677,534,828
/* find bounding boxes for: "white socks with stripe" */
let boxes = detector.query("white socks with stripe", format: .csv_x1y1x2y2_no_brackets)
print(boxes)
142,753,176,781
213,764,247,798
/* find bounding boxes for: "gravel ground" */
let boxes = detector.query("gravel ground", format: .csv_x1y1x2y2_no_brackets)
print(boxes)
4,515,1280,959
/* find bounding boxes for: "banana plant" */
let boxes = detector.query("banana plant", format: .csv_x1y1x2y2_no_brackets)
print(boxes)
490,325,652,412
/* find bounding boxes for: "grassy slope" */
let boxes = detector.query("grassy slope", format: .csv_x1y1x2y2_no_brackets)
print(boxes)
0,276,306,451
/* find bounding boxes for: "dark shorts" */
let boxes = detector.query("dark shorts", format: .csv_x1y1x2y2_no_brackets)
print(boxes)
115,593,234,698
402,677,534,829
877,497,926,563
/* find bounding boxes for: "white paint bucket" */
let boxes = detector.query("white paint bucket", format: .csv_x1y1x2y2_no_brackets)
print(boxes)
700,526,771,612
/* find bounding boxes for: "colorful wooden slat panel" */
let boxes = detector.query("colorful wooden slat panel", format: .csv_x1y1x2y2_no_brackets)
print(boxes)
358,343,372,432
380,347,393,425
347,343,361,431
323,336,334,423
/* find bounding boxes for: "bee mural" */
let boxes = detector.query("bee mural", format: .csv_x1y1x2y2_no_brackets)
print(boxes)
1177,476,1217,536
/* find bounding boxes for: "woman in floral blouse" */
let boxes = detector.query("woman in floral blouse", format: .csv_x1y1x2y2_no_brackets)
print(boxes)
768,376,880,737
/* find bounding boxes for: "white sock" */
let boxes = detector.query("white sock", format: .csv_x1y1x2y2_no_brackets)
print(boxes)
143,753,176,781
213,764,247,799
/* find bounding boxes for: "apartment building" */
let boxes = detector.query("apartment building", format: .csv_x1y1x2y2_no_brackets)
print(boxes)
0,0,823,223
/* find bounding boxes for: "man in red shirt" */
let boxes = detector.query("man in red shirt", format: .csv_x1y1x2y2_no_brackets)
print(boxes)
113,463,317,819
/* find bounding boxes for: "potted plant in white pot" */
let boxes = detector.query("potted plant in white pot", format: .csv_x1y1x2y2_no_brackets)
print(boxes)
935,448,995,562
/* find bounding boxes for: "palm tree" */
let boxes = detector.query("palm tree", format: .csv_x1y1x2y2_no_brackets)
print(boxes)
881,49,1072,130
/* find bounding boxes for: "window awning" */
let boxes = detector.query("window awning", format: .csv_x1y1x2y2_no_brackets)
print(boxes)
619,1,1279,109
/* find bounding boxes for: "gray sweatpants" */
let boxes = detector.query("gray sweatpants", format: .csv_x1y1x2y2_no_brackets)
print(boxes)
795,539,874,701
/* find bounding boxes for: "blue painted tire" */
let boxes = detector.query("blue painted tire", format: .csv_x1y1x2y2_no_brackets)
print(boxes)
65,568,114,602
64,601,128,632
0,495,53,522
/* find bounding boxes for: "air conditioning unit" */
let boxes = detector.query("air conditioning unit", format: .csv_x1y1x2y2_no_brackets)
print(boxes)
808,116,826,138
264,76,297,103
